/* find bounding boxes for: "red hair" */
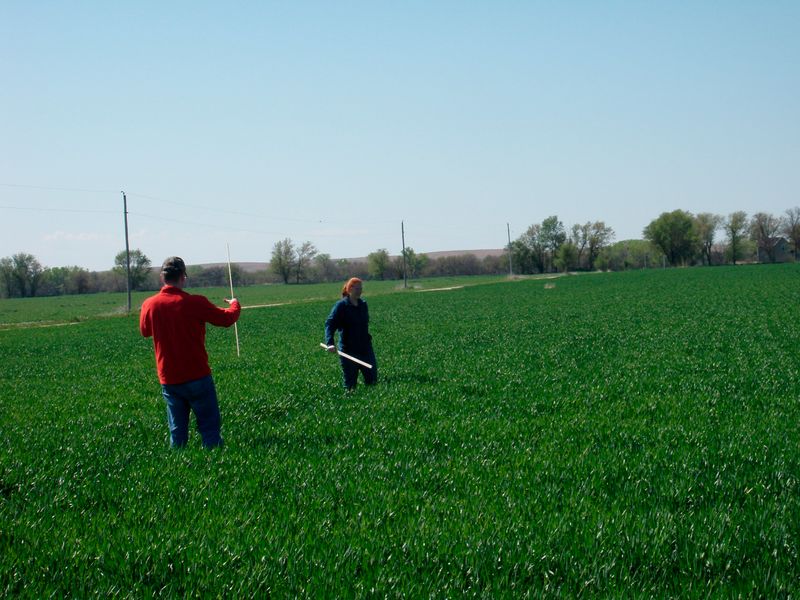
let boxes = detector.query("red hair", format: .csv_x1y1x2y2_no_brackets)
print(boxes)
341,277,362,297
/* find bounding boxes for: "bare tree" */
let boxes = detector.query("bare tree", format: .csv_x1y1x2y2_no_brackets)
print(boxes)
571,223,589,268
750,212,784,263
784,207,800,260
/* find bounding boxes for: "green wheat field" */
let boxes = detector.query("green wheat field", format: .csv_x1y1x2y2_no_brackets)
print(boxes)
1,266,799,597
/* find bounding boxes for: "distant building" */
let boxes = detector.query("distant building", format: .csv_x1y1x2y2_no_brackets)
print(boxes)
757,237,794,263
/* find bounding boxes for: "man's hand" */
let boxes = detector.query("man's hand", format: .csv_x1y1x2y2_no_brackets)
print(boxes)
224,297,238,305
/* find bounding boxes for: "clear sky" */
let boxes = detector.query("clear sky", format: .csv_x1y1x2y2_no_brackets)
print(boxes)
2,2,798,272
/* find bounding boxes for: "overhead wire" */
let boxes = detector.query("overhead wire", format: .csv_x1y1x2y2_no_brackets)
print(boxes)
0,182,118,194
0,183,398,226
0,205,117,214
125,191,317,223
1,181,510,241
125,190,398,226
128,211,289,237
128,211,388,240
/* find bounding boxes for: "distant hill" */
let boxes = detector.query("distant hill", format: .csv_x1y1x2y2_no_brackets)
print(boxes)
420,248,506,260
200,249,506,272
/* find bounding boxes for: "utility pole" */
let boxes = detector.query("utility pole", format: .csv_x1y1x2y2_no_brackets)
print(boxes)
507,223,513,276
122,191,131,313
401,220,407,289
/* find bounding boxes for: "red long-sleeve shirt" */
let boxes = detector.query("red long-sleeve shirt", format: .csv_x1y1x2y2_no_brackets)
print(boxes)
140,286,241,385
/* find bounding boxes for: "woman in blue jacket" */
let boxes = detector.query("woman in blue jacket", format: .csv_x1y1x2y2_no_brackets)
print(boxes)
324,277,378,390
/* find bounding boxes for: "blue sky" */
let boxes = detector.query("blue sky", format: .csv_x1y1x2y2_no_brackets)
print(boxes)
2,2,798,271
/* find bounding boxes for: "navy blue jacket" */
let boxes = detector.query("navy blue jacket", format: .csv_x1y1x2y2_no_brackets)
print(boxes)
325,297,372,353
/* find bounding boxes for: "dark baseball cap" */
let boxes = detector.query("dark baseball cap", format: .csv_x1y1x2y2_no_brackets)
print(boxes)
161,256,186,279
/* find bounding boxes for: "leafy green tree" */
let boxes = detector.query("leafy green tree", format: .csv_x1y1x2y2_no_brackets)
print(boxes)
643,210,698,266
515,224,545,273
41,266,91,295
724,211,749,265
69,267,91,294
554,242,578,272
483,253,508,276
367,249,391,280
598,240,662,271
9,253,45,297
426,254,482,277
186,264,242,288
587,221,615,270
694,213,723,266
509,239,535,274
114,249,152,291
400,247,427,279
187,265,223,287
540,215,566,272
0,257,13,298
314,253,340,283
270,238,295,284
230,264,244,287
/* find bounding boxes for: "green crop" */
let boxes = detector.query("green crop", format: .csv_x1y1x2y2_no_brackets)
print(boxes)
1,266,798,597
0,275,508,327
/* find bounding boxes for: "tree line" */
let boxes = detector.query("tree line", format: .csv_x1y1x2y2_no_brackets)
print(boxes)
507,207,799,274
269,238,511,284
3,206,798,299
642,209,800,267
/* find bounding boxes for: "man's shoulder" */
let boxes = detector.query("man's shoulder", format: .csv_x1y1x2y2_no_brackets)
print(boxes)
183,291,214,306
144,287,196,306
141,290,164,307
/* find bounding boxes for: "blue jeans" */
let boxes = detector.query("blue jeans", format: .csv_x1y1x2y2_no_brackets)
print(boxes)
341,347,378,390
161,375,223,448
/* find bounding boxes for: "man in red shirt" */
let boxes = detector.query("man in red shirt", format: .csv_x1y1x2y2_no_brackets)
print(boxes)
140,256,241,448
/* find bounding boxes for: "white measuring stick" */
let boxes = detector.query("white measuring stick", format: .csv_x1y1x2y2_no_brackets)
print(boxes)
227,243,241,357
319,343,372,369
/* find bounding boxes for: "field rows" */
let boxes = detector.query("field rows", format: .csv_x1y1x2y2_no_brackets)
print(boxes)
1,266,799,596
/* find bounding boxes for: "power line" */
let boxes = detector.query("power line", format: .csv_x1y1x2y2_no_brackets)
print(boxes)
126,190,398,226
125,191,324,223
0,182,398,226
0,205,117,214
128,211,401,241
129,211,317,237
0,182,118,194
